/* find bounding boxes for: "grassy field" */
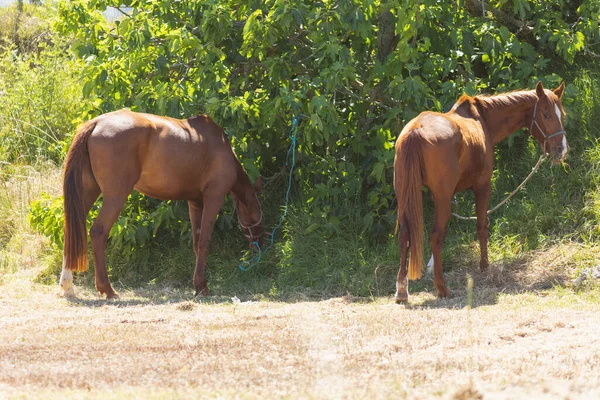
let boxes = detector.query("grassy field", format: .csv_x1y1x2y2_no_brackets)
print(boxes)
1,243,600,399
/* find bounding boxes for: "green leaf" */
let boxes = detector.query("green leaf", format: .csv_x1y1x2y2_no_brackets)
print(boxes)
305,223,321,233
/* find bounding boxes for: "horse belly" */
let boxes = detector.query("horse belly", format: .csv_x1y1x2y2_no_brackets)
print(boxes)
455,146,490,192
134,173,202,201
134,146,235,201
134,145,206,200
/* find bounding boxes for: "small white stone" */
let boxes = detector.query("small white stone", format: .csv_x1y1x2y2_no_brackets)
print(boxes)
426,255,434,275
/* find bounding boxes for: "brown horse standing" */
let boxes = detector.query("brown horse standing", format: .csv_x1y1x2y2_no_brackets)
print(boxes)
394,81,568,302
59,110,264,299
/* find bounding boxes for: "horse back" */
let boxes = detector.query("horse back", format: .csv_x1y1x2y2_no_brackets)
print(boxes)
88,110,238,200
397,108,490,192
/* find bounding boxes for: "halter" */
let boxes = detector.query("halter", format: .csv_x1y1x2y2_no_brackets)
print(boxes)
235,194,264,241
529,99,566,152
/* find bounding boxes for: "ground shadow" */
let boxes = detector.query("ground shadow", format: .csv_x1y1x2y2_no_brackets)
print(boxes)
61,243,586,309
63,286,239,308
62,284,380,308
415,251,575,309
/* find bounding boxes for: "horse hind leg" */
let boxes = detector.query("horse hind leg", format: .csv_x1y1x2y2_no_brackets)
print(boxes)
87,138,141,299
90,193,129,299
60,161,100,297
430,192,452,298
395,217,410,303
474,183,491,271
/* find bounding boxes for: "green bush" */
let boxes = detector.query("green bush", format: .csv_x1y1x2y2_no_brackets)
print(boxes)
0,3,86,164
54,0,600,237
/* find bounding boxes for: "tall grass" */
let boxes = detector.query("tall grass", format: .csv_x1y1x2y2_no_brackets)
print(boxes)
0,162,61,281
0,3,81,281
0,3,86,164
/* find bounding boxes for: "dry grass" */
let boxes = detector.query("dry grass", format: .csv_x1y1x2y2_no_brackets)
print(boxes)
1,246,600,400
0,163,61,279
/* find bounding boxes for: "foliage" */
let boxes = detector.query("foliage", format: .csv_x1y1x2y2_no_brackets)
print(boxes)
0,161,62,282
0,4,86,164
29,191,192,258
52,0,599,241
0,1,52,54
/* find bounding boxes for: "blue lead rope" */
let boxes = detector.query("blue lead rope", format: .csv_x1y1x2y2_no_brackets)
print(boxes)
238,117,299,271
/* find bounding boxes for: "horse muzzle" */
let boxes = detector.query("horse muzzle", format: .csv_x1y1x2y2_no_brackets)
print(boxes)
550,137,569,164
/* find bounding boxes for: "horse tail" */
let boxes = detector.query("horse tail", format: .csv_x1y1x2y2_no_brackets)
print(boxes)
63,120,96,272
394,130,424,280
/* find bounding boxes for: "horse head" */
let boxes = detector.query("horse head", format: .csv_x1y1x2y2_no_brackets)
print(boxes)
235,176,264,248
530,81,569,163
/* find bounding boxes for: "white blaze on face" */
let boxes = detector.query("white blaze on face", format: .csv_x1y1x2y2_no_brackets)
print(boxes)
554,104,563,129
555,104,568,159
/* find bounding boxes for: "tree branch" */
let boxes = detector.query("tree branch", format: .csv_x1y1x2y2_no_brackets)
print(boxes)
115,7,131,18
466,0,532,34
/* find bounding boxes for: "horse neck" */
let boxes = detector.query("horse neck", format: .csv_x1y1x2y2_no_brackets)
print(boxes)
231,161,256,207
476,91,537,145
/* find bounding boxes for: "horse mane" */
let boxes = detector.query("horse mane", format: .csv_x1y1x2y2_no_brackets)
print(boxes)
454,90,538,113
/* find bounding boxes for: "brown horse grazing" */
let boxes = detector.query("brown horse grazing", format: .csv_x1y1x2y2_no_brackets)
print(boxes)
59,110,264,299
394,81,568,302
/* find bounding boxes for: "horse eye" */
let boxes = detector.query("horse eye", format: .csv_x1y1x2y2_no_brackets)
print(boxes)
543,112,550,119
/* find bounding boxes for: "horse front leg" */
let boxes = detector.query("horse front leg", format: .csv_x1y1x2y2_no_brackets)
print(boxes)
474,183,491,271
188,200,203,258
193,193,225,296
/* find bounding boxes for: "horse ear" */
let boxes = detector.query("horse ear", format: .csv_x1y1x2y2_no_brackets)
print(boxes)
554,81,565,99
535,81,546,98
254,176,262,193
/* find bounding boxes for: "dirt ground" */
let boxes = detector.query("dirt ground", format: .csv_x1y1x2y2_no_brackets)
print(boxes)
1,248,600,399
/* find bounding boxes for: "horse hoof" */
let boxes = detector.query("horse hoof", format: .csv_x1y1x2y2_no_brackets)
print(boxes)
195,287,210,297
436,286,451,298
98,287,119,299
60,277,75,297
395,291,408,304
61,286,76,298
106,292,120,300
480,261,489,271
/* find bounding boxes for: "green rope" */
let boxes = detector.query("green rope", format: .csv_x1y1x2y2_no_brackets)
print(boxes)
238,116,299,271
